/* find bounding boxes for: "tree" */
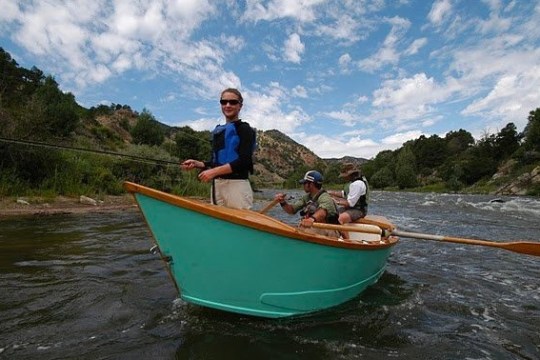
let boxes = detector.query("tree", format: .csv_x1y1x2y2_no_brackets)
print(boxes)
445,129,474,155
324,162,342,185
284,164,311,188
131,109,164,146
370,167,394,188
494,122,520,159
408,134,447,174
174,126,210,160
362,150,396,180
395,147,418,189
457,138,499,185
522,108,540,152
34,76,79,137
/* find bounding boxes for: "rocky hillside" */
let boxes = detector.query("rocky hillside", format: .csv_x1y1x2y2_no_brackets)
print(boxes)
490,160,540,196
254,130,322,185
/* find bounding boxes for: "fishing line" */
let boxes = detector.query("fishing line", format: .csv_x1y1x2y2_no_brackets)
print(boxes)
0,136,180,166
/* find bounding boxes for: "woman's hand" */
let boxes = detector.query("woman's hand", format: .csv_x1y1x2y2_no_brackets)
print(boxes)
180,159,204,170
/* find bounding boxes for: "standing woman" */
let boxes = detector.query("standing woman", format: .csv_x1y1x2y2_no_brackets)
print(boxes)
181,88,256,209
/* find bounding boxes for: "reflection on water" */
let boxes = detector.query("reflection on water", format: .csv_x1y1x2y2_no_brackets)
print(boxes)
0,192,539,359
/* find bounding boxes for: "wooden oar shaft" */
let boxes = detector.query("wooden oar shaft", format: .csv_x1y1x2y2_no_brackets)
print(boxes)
259,198,281,214
312,222,382,235
392,230,540,257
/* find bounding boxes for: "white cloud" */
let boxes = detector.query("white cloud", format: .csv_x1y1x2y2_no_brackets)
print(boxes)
313,15,364,43
246,94,311,133
6,0,224,94
0,0,21,22
283,33,305,63
175,117,221,131
371,73,448,120
338,53,352,73
324,110,359,127
177,84,312,135
428,0,452,26
339,53,352,66
293,132,393,159
357,16,410,72
292,85,308,98
404,37,427,56
242,0,324,23
476,0,512,34
381,130,424,147
462,65,540,130
166,0,215,37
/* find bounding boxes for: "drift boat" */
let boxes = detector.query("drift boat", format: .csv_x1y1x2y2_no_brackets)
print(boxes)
124,182,398,318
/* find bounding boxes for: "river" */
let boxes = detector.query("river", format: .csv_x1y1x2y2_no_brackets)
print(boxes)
1,191,539,359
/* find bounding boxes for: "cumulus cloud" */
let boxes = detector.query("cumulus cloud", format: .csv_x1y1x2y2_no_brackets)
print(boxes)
294,132,393,159
462,65,540,129
283,33,305,63
5,0,222,94
381,130,424,147
372,74,444,112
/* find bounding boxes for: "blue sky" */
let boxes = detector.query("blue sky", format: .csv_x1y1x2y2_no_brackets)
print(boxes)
1,1,539,159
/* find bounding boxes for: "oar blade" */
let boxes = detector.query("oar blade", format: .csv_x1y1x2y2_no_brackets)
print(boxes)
504,242,540,257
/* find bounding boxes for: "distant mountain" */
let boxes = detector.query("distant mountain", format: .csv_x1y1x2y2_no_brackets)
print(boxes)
324,156,369,167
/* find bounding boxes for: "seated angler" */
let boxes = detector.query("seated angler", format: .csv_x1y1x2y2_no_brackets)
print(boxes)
328,163,368,239
274,170,340,238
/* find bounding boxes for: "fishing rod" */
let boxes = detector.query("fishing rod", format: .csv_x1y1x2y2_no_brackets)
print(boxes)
0,136,180,166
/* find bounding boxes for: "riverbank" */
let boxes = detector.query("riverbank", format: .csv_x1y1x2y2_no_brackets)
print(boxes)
0,194,138,218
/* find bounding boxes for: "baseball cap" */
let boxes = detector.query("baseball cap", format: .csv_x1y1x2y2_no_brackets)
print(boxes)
299,170,323,185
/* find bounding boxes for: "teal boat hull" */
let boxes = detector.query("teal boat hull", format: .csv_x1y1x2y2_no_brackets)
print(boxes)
125,182,397,318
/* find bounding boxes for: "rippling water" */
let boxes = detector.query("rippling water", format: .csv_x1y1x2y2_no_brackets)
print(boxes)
0,191,539,359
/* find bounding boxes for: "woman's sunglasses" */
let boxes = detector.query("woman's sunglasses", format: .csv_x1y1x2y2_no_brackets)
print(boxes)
220,99,241,105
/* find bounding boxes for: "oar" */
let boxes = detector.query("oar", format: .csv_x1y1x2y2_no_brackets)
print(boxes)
309,222,540,256
392,230,540,257
259,198,281,214
311,222,382,235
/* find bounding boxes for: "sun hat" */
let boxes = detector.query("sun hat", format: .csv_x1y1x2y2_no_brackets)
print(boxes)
299,170,323,185
339,163,360,178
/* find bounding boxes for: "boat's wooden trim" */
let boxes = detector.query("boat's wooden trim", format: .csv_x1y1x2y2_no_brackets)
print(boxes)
124,182,398,250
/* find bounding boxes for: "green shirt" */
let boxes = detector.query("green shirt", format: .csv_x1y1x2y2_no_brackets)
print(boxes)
291,190,338,221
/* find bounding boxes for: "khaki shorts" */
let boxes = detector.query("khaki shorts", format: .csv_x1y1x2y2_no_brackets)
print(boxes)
212,178,253,210
339,208,366,222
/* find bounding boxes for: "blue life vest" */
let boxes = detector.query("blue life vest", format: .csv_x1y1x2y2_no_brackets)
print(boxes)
212,122,240,166
211,120,256,176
